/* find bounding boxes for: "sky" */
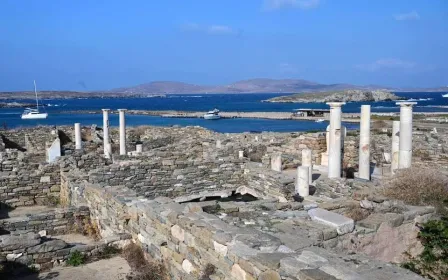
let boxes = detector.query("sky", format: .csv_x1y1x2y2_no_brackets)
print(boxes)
0,0,447,91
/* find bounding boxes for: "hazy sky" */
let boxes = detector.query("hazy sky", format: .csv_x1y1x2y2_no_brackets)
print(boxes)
0,0,447,91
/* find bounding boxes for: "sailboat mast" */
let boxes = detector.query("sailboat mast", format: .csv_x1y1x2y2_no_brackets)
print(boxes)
34,80,39,110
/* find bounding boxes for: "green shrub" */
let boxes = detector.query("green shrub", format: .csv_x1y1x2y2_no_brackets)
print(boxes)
402,217,448,280
67,251,85,266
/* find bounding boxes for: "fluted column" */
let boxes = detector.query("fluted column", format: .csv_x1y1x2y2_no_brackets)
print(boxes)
102,109,110,157
326,102,345,178
391,121,400,174
397,102,416,169
118,109,127,155
74,123,82,150
358,105,371,180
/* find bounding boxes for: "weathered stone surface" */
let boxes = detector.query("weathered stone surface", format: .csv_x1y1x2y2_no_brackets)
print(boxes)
0,233,41,251
27,239,67,253
258,270,281,280
297,268,338,280
171,225,185,242
308,208,354,235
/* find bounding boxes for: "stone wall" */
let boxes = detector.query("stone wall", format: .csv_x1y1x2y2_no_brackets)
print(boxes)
61,179,423,280
0,158,61,207
0,206,90,235
0,231,131,271
86,158,246,199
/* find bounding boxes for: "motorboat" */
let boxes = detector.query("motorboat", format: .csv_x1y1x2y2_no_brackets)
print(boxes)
442,93,448,98
315,119,325,123
21,80,48,119
203,108,221,120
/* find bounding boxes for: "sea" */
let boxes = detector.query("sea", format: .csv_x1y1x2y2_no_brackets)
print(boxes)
1,92,447,133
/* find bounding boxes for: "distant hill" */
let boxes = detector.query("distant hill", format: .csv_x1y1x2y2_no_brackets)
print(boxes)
110,78,393,94
1,79,446,100
264,90,402,103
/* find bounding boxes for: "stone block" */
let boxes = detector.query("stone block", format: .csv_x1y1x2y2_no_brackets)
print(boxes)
40,176,51,183
308,208,354,235
213,241,228,257
171,225,185,242
258,270,281,280
182,259,196,274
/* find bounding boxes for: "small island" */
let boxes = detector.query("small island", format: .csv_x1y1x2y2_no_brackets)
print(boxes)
264,89,402,103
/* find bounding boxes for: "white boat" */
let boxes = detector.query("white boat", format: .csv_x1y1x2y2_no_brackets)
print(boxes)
21,81,48,120
442,93,448,98
203,108,221,120
315,119,325,123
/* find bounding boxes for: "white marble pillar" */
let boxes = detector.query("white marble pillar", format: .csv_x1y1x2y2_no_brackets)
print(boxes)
271,153,282,172
74,123,82,150
239,151,244,159
358,105,371,180
397,102,416,169
391,120,400,174
327,102,345,178
118,109,127,155
105,143,112,159
301,149,312,184
296,166,310,197
102,109,110,157
136,144,143,154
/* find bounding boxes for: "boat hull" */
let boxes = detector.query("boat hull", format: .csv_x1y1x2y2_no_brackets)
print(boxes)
203,114,221,120
21,113,48,120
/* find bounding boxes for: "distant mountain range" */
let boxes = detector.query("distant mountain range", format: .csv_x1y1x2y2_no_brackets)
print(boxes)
1,79,446,100
111,79,448,94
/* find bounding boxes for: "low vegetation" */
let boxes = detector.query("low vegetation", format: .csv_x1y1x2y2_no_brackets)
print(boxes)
384,168,448,213
345,205,371,221
402,218,448,280
122,243,168,280
73,217,101,241
67,251,85,266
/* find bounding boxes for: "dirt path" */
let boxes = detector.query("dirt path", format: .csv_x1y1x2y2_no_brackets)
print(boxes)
17,256,130,280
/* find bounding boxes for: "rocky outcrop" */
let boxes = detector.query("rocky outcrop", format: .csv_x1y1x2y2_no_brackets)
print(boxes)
265,90,402,103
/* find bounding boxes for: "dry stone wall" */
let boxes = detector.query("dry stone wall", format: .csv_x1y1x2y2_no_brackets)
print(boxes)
0,206,90,235
62,178,424,280
0,154,61,207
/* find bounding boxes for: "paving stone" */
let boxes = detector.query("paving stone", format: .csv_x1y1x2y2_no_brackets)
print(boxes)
308,208,354,235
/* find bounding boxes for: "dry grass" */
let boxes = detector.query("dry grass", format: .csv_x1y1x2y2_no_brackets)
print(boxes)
73,217,101,241
384,168,448,212
345,205,371,221
122,243,168,280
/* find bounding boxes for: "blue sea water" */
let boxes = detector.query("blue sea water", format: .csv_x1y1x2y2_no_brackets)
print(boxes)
1,92,447,133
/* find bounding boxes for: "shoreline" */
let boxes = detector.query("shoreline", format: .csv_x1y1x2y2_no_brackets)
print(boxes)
63,110,361,123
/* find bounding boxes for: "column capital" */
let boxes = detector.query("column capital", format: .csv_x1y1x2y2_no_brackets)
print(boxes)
117,109,127,112
326,102,346,108
102,109,111,112
396,102,417,107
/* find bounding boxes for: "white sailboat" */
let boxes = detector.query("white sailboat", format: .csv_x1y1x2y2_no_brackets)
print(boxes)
442,93,448,98
21,80,48,120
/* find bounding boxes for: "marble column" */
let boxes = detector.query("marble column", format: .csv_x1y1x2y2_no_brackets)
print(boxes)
74,123,82,150
326,102,345,178
301,149,312,184
136,144,143,154
358,105,371,180
397,102,416,169
391,120,400,174
239,151,244,159
271,153,282,172
118,109,127,155
102,109,110,157
105,143,112,159
296,166,310,197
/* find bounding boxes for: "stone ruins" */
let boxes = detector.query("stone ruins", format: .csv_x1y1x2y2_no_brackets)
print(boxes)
1,102,447,279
